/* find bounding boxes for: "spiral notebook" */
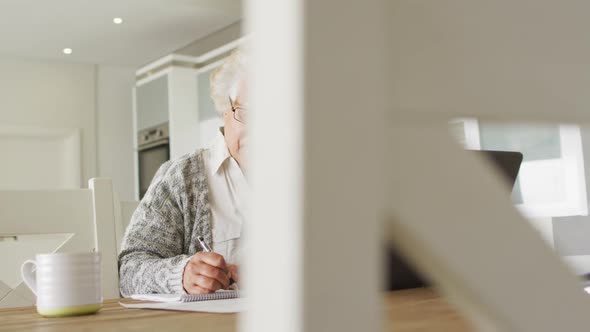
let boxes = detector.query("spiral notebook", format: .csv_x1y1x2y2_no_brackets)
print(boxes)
131,290,240,303
120,297,246,313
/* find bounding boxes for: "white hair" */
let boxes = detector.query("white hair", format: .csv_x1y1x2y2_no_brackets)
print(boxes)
210,48,247,116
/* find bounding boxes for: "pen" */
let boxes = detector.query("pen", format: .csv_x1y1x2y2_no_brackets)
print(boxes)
197,236,237,289
197,236,213,252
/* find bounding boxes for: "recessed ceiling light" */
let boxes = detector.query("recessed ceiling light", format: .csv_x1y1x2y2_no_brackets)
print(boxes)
63,48,73,55
113,17,123,24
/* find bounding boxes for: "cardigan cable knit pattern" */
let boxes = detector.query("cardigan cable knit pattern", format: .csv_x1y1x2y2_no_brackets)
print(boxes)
118,149,213,296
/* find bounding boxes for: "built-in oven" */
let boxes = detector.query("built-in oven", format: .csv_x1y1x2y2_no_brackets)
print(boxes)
137,122,170,199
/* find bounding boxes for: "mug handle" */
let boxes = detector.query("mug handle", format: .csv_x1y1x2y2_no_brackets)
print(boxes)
21,260,37,296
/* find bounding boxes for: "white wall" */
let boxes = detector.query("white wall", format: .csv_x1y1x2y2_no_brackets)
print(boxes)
0,56,96,187
0,126,81,190
96,66,136,200
174,21,242,57
0,56,136,199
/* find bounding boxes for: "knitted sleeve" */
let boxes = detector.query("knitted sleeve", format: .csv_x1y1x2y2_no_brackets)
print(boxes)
118,157,193,296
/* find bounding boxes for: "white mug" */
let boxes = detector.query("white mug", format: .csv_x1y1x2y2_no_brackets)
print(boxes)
21,252,102,317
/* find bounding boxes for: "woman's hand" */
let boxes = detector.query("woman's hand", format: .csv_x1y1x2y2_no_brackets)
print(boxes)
227,264,240,287
182,252,231,294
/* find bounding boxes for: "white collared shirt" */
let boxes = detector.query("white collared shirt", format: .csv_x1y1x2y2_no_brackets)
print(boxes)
203,130,248,265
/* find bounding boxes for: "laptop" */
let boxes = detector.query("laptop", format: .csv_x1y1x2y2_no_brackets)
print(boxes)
385,150,524,290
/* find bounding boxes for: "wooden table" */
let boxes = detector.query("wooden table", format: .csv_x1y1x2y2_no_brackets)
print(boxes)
384,288,473,331
0,288,473,331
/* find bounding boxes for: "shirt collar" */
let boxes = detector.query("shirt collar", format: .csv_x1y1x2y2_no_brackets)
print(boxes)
209,128,232,175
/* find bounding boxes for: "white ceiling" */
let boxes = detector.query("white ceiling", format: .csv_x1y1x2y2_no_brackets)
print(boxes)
0,0,241,67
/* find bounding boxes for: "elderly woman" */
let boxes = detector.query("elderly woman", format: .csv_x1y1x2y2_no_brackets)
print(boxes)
118,50,248,296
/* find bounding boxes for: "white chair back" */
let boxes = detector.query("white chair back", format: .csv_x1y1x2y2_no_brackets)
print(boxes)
0,178,120,308
89,178,120,301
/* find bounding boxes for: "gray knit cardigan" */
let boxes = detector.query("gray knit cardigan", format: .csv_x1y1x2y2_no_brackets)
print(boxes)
118,149,212,297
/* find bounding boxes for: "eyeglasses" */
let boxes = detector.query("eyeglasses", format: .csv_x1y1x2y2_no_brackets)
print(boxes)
229,97,247,124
